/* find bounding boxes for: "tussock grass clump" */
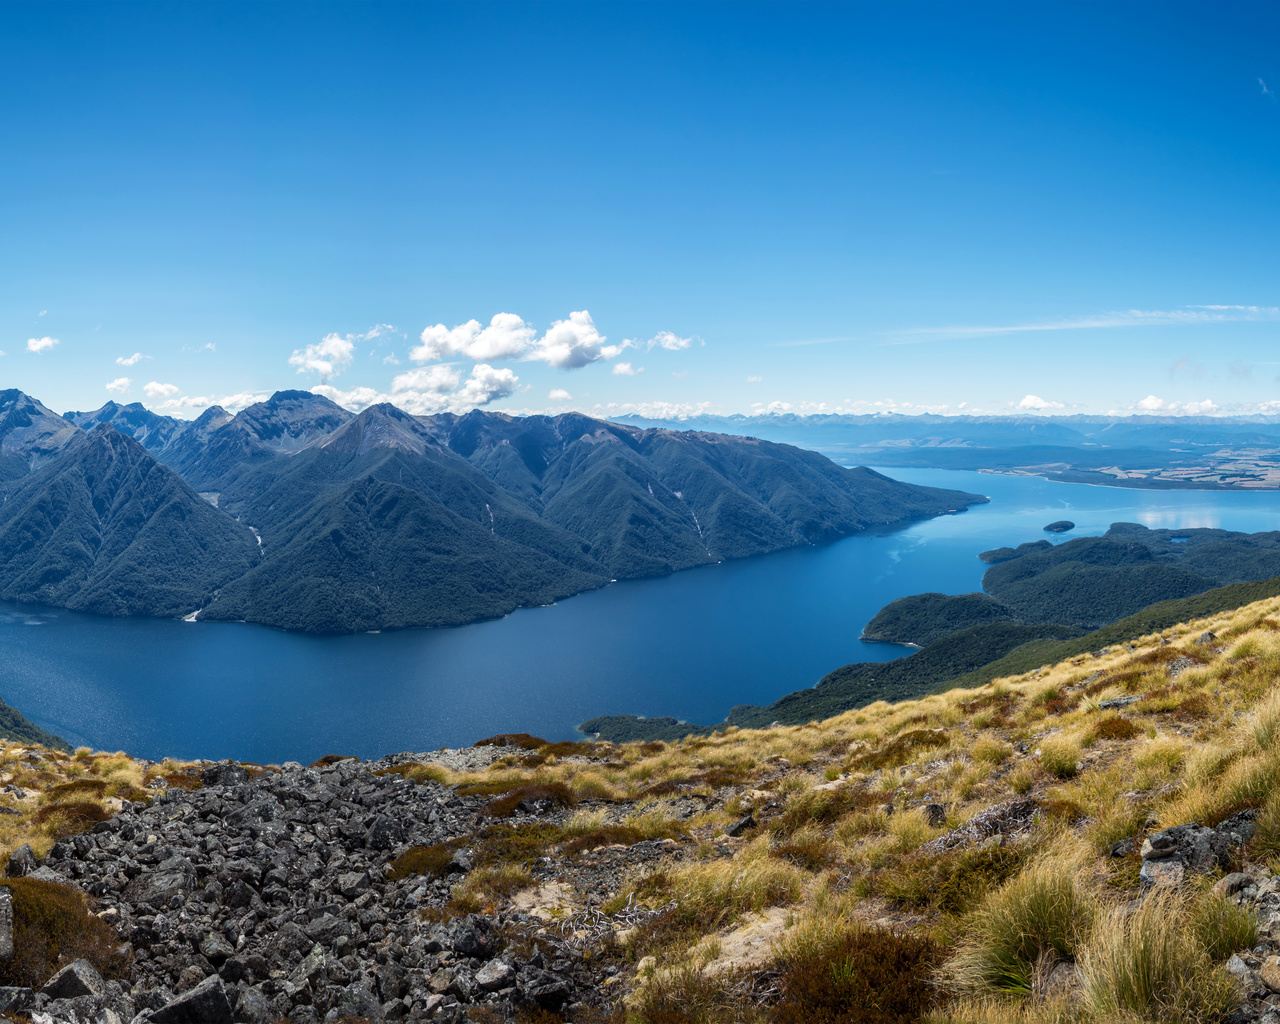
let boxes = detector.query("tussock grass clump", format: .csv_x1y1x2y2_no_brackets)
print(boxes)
1190,891,1258,961
31,800,111,840
1037,735,1082,779
471,823,564,868
0,877,130,988
944,851,1093,994
770,824,835,871
1080,890,1238,1023
877,844,1026,916
852,728,949,770
772,786,882,836
474,733,546,750
482,782,578,817
450,863,536,913
772,920,941,1024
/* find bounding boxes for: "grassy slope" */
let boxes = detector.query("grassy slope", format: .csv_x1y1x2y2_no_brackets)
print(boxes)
17,585,1280,1020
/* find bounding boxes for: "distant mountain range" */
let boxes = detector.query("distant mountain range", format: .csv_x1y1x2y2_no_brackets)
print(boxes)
0,389,985,633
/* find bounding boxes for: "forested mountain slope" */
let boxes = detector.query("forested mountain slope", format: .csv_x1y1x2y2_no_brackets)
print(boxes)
0,390,984,633
0,426,261,616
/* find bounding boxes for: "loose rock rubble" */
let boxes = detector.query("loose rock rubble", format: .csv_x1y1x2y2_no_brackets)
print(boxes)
5,756,614,1024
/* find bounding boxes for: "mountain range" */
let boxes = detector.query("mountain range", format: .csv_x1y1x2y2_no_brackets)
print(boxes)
0,389,985,633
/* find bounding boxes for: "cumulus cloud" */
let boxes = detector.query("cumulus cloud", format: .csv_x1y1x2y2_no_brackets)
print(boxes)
390,364,462,395
157,391,267,414
26,336,58,353
105,377,131,394
648,331,695,351
289,333,356,378
410,310,650,370
313,364,519,416
612,362,641,376
1017,394,1065,411
454,363,519,406
549,389,572,401
116,352,144,367
144,381,181,398
412,313,536,363
526,310,620,368
1135,394,1219,415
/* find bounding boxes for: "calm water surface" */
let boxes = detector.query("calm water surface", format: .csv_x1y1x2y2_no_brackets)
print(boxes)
5,468,1280,763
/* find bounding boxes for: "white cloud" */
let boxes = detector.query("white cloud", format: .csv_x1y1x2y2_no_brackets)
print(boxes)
526,310,615,368
105,377,131,394
157,391,266,414
289,332,357,378
548,388,573,402
390,365,462,395
144,381,181,398
1017,394,1065,411
412,313,536,363
648,330,695,351
116,352,144,367
1261,77,1274,98
592,400,717,420
26,336,58,353
382,353,400,365
612,362,641,376
1135,394,1219,415
747,375,763,383
313,364,519,417
454,363,519,406
880,305,1280,346
37,310,47,318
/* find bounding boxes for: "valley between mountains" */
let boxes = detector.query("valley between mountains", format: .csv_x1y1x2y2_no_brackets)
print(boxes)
0,389,984,635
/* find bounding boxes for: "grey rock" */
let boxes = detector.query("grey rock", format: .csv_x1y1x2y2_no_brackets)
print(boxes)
724,814,756,837
42,958,106,999
1109,837,1136,858
6,843,35,878
364,814,405,851
200,762,250,788
199,931,236,963
0,888,11,961
475,960,515,991
923,804,947,828
329,980,384,1022
125,856,197,906
0,987,34,1013
234,986,275,1024
149,975,234,1024
1098,694,1144,710
451,915,494,959
1217,872,1254,897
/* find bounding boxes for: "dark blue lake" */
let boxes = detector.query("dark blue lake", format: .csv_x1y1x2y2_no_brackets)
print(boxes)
6,468,1280,763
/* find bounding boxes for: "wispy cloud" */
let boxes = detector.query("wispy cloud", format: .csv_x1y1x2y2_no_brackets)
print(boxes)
880,305,1280,346
116,352,144,367
1261,77,1275,100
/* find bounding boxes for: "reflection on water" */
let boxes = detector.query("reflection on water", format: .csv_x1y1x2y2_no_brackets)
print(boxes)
1,467,1278,763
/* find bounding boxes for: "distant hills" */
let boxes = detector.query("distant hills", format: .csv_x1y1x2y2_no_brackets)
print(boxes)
0,389,985,634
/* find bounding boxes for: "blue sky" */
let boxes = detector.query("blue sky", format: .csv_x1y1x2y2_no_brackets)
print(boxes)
2,1,1278,420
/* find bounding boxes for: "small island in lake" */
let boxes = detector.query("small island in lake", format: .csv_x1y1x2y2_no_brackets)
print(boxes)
1044,520,1076,533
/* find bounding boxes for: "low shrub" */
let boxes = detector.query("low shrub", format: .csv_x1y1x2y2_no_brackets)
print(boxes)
471,823,564,867
372,762,449,785
482,782,578,817
1091,716,1140,741
308,754,359,768
386,840,466,881
473,733,546,750
772,922,942,1024
31,800,112,840
0,877,130,988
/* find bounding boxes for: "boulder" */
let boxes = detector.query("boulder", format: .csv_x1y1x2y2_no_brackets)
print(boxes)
200,762,250,787
364,814,406,851
124,855,197,906
41,958,105,999
0,888,12,961
150,975,234,1024
5,844,35,878
1140,814,1256,888
475,959,515,991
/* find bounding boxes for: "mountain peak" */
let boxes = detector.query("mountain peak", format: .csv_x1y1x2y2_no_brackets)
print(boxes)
316,403,434,456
